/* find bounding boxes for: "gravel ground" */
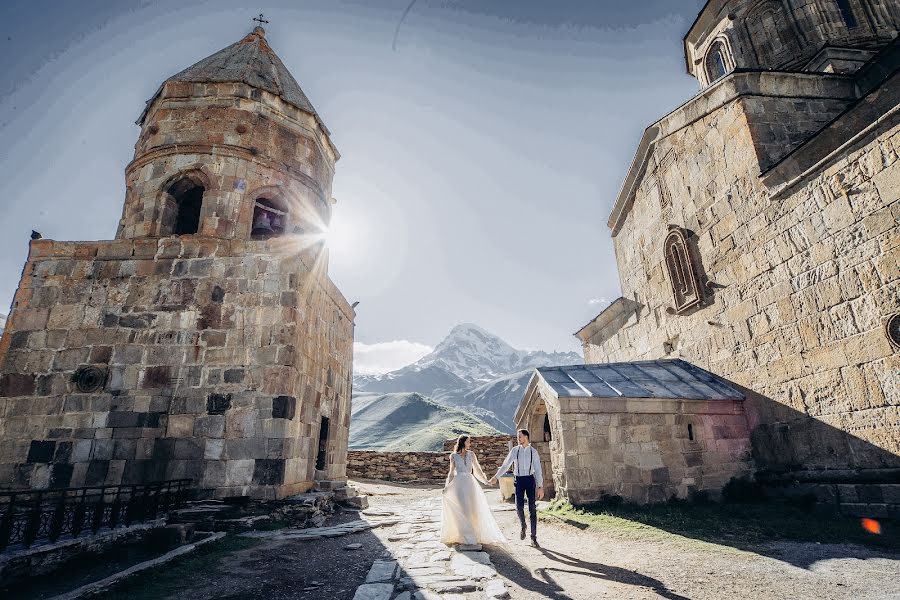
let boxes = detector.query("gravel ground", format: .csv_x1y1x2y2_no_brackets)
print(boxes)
485,495,900,600
197,519,387,599
359,480,900,600
86,480,900,599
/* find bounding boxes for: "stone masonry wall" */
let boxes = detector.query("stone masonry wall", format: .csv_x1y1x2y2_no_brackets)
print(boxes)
0,235,353,499
585,91,900,473
348,435,515,483
439,435,515,461
551,399,753,505
347,451,446,483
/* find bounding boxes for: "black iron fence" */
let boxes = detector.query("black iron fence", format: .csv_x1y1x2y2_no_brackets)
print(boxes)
0,479,191,551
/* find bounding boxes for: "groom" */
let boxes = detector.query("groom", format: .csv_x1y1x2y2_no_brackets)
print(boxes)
489,429,544,546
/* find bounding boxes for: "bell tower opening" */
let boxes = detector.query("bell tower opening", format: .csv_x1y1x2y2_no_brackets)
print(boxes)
251,197,288,239
160,175,205,236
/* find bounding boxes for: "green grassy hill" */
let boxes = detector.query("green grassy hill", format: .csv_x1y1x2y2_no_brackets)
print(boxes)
349,392,500,451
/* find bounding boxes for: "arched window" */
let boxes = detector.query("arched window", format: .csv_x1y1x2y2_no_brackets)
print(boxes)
251,197,288,239
836,0,858,28
745,1,797,65
543,413,552,442
663,226,704,314
705,42,729,83
160,174,205,236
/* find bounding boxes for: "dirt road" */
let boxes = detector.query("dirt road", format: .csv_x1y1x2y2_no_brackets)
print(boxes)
94,480,899,599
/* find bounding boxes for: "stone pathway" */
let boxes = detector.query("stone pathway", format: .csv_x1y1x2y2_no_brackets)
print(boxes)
240,515,400,542
353,497,510,600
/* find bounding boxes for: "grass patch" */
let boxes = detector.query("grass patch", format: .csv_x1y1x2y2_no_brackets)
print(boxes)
94,534,259,600
542,498,899,551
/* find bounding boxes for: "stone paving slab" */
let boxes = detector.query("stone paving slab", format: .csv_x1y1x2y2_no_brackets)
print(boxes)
366,560,399,583
449,552,495,580
351,496,508,600
240,517,398,541
352,583,395,600
482,578,510,599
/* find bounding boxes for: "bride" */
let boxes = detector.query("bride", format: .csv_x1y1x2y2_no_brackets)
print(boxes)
440,435,506,546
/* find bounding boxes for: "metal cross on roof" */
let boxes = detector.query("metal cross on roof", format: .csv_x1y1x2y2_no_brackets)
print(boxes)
253,13,269,26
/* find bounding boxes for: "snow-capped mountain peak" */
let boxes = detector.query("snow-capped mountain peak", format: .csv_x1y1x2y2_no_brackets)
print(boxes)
354,324,582,425
415,323,521,381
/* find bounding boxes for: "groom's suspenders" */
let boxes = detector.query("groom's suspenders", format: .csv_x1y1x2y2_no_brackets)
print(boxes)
514,447,533,479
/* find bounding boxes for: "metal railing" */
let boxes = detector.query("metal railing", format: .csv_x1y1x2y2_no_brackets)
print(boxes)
0,479,191,551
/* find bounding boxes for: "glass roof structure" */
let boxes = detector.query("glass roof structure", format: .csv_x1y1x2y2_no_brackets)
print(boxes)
535,359,744,401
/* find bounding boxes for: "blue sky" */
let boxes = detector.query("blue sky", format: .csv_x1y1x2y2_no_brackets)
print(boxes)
0,1,705,373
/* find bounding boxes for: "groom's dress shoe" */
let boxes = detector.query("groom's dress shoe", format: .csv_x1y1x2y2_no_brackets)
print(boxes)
530,537,540,548
519,528,526,540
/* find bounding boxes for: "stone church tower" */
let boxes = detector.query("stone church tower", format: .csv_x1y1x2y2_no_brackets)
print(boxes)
0,27,355,499
522,1,900,505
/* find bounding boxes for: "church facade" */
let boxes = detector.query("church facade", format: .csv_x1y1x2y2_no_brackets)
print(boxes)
520,0,900,504
0,27,355,499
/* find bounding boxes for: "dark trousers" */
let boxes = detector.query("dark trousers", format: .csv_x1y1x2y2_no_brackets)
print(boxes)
514,475,537,537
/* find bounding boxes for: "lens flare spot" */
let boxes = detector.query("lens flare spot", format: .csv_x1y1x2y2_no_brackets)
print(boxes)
861,518,881,535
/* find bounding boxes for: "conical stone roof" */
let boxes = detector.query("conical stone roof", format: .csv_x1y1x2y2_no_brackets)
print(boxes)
138,27,327,133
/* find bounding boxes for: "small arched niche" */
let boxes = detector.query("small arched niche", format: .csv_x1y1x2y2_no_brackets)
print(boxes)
251,197,289,240
159,173,206,236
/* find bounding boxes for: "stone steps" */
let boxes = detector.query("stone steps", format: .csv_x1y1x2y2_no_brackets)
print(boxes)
317,480,370,510
762,481,900,518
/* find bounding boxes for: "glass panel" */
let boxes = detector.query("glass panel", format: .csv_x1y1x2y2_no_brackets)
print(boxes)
566,368,602,384
549,382,589,397
582,382,620,398
539,369,572,383
588,366,652,397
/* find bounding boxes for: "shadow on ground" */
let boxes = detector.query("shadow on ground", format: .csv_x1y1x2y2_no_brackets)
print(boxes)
86,509,390,600
489,544,691,600
543,500,900,569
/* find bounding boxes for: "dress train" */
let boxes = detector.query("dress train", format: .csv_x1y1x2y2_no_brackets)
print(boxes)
439,450,506,546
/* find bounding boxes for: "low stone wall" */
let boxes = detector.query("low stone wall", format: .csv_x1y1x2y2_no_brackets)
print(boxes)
440,435,515,469
348,435,515,483
347,451,446,482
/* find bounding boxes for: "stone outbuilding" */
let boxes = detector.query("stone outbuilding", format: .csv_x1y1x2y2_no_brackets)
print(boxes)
516,360,752,505
0,27,354,499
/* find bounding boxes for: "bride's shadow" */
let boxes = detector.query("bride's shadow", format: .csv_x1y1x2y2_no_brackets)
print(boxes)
487,544,691,600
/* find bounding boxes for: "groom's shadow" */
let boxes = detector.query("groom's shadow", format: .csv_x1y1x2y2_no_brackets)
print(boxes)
487,544,691,600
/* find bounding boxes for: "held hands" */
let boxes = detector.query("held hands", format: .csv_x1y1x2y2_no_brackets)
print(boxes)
488,477,497,486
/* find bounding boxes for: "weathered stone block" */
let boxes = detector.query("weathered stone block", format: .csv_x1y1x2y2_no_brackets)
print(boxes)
225,459,254,486
26,441,55,463
272,395,296,420
252,458,285,485
194,415,225,438
0,374,36,397
207,393,232,415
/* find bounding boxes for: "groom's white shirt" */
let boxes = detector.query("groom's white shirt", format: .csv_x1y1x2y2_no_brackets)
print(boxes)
495,444,543,488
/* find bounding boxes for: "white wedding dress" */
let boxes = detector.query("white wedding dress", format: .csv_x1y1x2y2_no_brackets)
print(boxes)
440,451,506,545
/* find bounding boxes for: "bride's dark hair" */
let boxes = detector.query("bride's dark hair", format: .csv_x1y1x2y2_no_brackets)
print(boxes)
454,435,469,453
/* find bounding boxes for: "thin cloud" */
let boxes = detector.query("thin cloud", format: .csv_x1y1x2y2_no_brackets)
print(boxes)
354,340,433,375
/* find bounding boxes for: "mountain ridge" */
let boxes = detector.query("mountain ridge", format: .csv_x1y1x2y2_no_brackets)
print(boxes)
353,324,581,430
349,392,500,451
